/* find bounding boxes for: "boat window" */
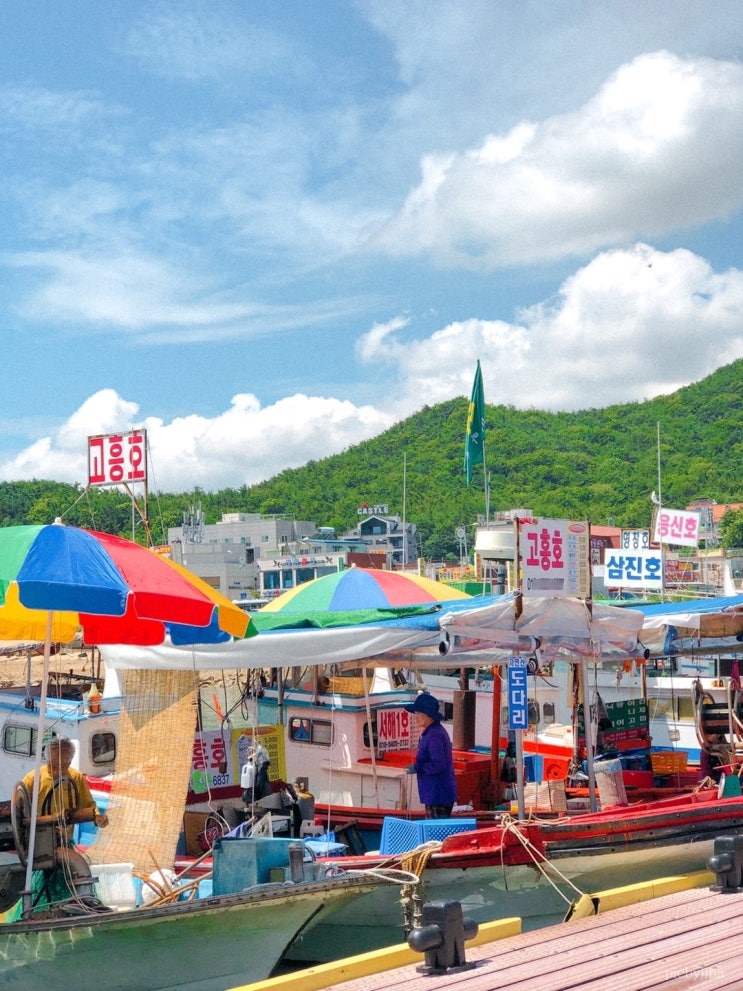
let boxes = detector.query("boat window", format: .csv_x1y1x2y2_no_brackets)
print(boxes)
527,701,539,725
288,717,333,747
677,697,694,721
91,731,116,764
362,719,378,749
3,723,37,757
542,701,556,725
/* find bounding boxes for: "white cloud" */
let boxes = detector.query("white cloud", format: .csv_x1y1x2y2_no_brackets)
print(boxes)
123,4,296,82
365,244,743,412
4,243,742,491
0,390,394,491
372,52,743,268
6,249,362,342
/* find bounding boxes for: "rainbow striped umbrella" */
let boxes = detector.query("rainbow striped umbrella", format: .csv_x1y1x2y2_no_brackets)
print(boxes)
0,523,251,644
260,566,471,613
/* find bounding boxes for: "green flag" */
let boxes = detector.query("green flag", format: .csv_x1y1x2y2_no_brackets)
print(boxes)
464,360,486,485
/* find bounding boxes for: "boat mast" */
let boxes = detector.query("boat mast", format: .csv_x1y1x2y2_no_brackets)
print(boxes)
402,452,407,568
656,422,665,602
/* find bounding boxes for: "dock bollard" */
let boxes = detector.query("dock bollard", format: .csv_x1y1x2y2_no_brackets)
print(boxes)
406,900,478,974
708,833,743,893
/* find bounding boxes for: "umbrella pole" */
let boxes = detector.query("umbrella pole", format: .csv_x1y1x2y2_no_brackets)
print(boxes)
22,612,53,917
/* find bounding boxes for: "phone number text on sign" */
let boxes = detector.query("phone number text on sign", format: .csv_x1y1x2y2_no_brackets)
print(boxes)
88,429,147,487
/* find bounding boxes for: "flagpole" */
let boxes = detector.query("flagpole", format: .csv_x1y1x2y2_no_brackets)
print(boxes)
483,456,489,523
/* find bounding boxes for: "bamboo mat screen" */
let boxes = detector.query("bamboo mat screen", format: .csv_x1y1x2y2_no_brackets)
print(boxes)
87,669,197,873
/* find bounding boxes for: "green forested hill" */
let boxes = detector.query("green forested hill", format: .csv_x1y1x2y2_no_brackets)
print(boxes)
1,359,742,560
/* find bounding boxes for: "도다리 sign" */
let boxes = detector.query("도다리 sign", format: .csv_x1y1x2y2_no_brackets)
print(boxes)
507,656,528,731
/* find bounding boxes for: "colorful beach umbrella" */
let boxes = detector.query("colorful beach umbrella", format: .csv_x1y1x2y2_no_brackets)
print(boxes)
0,523,251,645
260,566,471,613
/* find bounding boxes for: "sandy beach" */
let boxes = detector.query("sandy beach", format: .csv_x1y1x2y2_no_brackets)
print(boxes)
0,643,102,691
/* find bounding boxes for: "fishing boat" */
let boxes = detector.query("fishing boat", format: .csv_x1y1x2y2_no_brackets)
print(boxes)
0,829,393,991
8,585,742,978
286,781,743,962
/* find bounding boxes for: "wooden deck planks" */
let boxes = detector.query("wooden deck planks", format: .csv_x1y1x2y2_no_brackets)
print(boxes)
331,886,743,991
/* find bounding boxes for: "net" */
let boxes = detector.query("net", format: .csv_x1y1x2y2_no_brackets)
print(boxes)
87,669,197,873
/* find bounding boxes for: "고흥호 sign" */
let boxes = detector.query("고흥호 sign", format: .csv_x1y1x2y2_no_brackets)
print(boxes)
88,429,147,487
507,656,528,731
519,518,590,598
603,548,663,590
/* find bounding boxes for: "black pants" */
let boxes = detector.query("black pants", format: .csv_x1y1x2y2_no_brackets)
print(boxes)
425,804,454,819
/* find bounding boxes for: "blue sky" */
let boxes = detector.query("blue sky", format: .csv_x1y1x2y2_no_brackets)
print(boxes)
1,1,742,492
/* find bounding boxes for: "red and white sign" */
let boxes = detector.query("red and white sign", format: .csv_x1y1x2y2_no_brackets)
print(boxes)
519,518,590,598
377,707,414,752
88,429,147,487
653,508,700,548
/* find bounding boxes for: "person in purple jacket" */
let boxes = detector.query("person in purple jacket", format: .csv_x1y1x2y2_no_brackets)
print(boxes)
403,693,457,818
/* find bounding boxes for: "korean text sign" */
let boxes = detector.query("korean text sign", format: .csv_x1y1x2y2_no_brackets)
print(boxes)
519,518,590,597
88,429,147,487
508,656,528,731
653,508,700,548
603,548,663,590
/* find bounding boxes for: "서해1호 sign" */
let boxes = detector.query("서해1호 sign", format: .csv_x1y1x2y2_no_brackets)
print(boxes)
519,518,590,598
507,656,528,731
88,429,147,487
377,707,414,752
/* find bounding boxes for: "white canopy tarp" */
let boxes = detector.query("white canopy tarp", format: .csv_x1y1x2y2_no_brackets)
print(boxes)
439,593,645,659
100,623,442,671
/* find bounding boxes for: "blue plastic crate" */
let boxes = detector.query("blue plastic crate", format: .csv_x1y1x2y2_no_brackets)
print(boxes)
379,817,421,855
416,818,476,843
524,754,544,782
379,816,477,853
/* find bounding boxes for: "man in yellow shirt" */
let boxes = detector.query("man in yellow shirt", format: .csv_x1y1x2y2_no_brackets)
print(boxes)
21,736,109,840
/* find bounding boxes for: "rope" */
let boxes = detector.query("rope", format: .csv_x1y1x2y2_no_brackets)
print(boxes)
497,815,586,905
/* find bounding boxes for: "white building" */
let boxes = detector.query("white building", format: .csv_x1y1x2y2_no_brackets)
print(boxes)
167,504,420,600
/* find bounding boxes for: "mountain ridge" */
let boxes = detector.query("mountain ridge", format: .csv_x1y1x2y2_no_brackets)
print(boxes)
1,358,741,561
